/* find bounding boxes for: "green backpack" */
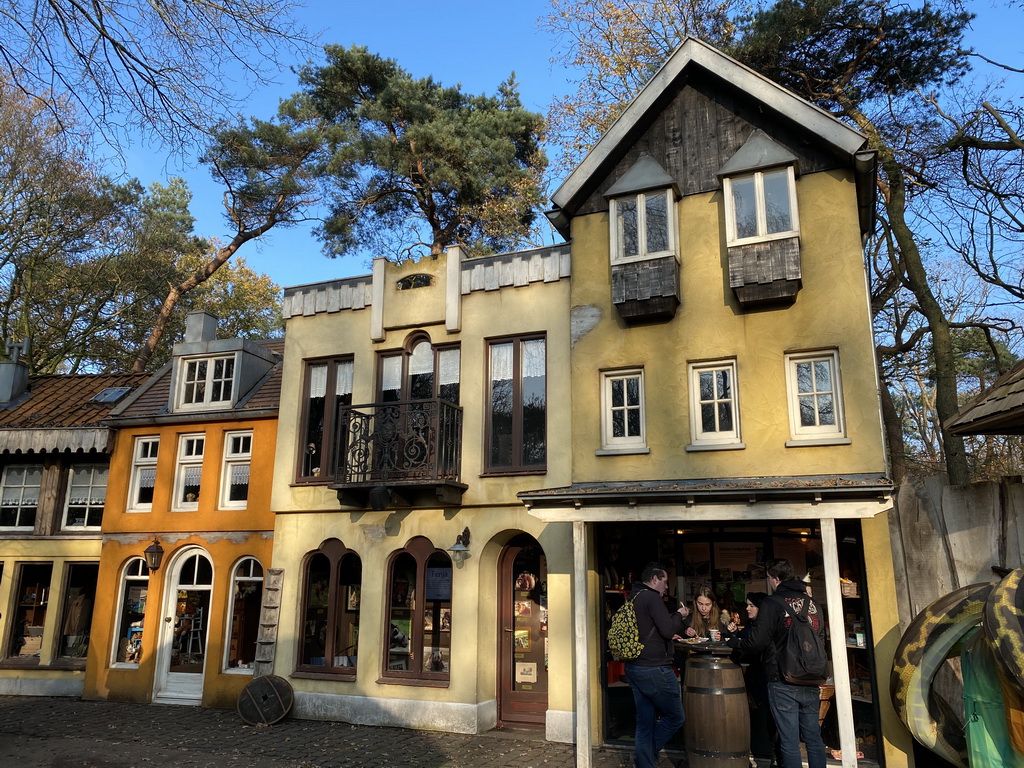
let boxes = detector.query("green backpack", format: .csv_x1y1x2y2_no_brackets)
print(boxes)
608,594,657,660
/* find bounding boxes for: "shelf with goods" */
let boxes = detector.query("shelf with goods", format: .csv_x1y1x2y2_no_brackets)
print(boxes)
820,521,880,762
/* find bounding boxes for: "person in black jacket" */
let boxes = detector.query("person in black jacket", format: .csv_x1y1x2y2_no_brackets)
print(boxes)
727,559,826,768
625,561,690,768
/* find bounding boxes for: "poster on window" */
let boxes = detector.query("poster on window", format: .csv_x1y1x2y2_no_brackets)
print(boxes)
516,661,538,683
513,628,531,651
423,646,450,673
425,568,452,601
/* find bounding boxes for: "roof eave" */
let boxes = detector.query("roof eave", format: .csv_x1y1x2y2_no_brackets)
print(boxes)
551,37,868,215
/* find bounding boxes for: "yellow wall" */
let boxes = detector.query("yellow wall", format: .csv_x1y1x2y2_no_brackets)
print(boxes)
569,170,886,482
269,250,575,723
0,540,102,692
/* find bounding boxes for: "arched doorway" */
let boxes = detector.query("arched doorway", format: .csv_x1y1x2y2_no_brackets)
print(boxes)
497,534,548,727
153,548,213,704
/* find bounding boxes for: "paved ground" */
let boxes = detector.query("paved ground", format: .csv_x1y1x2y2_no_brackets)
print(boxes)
0,695,645,768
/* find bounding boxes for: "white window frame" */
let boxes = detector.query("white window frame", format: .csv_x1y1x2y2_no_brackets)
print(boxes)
223,556,263,672
687,360,743,449
176,354,237,411
0,464,43,529
173,433,205,511
785,350,847,443
112,557,149,667
599,369,648,454
609,188,677,264
220,431,253,510
128,437,160,512
723,166,799,246
62,464,109,530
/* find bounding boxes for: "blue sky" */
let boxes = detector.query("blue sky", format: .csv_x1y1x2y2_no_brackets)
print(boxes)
124,0,569,289
121,0,1023,292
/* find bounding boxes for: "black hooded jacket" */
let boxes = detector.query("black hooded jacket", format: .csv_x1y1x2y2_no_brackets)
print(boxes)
726,579,826,683
626,581,687,666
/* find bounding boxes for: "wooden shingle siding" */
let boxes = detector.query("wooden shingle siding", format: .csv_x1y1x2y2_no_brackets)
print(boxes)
611,256,681,322
728,236,801,307
578,74,840,217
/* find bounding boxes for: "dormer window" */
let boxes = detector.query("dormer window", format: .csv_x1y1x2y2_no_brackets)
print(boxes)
178,354,235,410
724,166,798,245
611,190,675,263
719,131,803,307
719,130,800,247
605,153,679,265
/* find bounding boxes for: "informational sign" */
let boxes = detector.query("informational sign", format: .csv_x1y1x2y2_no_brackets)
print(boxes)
516,661,538,683
425,567,452,601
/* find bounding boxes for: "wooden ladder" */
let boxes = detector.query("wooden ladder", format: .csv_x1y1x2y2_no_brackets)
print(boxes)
253,568,284,678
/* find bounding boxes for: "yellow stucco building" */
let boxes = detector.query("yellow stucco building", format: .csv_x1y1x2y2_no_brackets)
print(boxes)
263,38,907,768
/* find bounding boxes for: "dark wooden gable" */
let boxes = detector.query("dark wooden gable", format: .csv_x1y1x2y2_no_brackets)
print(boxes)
576,70,843,217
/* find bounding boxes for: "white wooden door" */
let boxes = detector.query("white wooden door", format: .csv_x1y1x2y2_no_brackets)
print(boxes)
153,549,213,704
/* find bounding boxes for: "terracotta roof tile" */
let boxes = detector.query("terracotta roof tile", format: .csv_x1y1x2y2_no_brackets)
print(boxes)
0,373,150,429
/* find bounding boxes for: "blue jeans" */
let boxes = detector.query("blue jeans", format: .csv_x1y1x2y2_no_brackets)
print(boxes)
767,682,826,768
625,663,685,768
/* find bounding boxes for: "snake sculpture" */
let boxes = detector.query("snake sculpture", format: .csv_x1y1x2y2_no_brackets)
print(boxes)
890,582,993,768
891,569,1024,767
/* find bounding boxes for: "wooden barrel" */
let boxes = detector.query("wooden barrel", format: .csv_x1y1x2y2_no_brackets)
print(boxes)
683,652,750,767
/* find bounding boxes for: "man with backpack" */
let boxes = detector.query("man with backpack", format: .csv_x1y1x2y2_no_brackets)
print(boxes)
624,562,691,768
727,559,828,768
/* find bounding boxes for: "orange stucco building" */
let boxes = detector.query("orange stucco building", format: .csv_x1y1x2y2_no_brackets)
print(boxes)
83,312,282,707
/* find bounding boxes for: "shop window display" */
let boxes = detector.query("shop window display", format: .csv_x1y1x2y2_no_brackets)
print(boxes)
114,558,149,664
297,539,361,675
383,537,452,682
226,557,263,670
58,563,98,658
7,562,52,661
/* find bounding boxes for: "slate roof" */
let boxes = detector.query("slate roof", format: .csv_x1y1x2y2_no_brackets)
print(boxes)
0,372,150,454
111,338,284,422
948,358,1024,435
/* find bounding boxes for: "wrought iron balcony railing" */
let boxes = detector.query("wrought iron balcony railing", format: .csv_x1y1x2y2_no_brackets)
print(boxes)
332,398,465,507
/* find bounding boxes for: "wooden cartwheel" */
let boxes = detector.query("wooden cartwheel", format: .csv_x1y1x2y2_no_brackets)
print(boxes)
237,674,294,725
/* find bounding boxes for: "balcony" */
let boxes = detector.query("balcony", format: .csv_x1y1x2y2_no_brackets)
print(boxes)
331,399,466,508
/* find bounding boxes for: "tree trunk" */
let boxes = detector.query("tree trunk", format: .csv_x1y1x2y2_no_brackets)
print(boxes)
878,152,970,485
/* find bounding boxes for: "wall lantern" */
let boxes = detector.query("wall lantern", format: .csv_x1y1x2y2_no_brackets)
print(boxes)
448,527,471,565
144,538,165,572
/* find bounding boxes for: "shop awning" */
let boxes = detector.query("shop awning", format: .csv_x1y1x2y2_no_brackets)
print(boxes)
0,428,112,454
520,474,893,522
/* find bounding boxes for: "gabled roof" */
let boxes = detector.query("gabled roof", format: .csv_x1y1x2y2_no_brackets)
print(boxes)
550,37,872,223
0,372,150,454
948,359,1024,435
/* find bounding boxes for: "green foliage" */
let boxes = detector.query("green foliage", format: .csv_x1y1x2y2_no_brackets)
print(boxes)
732,0,973,109
294,45,548,261
0,79,282,374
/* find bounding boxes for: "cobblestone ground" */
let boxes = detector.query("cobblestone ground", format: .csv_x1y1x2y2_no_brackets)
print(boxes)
0,696,638,768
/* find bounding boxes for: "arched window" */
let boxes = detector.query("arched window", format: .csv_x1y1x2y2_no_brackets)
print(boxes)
297,539,361,675
383,537,452,682
225,557,263,671
379,335,460,404
113,557,149,665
